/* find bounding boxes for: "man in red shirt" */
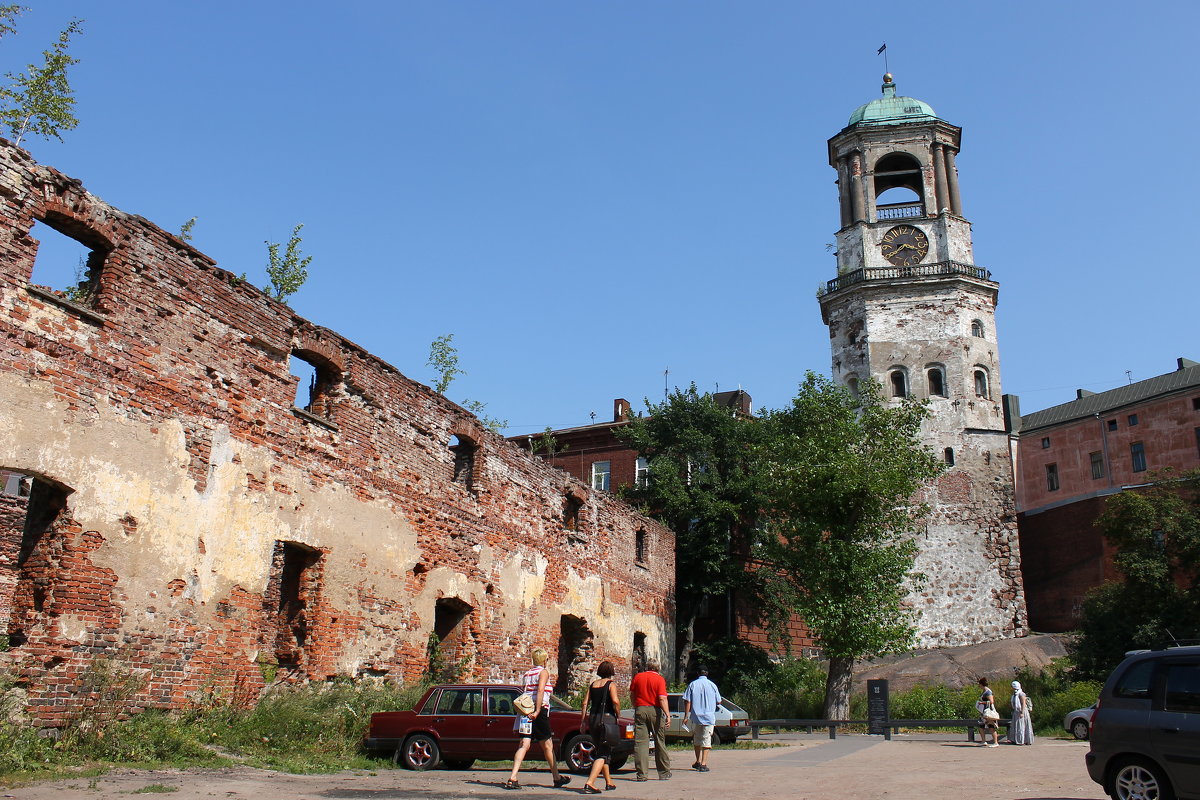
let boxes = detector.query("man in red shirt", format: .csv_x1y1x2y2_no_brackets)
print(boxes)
629,658,672,780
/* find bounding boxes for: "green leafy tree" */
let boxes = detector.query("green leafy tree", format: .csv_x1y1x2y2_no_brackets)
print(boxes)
530,426,566,457
427,334,506,433
617,384,769,682
1072,470,1200,678
0,16,83,146
463,398,507,434
0,5,21,41
179,216,197,242
758,373,943,718
264,223,311,302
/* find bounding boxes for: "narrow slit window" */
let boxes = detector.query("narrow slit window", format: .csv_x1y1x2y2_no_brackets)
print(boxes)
1046,463,1059,492
889,370,907,398
927,368,946,397
450,435,477,491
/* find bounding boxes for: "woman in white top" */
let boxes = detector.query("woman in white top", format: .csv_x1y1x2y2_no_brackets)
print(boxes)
1009,680,1034,745
504,648,570,790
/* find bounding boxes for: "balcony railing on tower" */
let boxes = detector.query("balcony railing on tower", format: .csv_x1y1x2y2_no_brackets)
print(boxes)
875,202,924,220
819,261,992,296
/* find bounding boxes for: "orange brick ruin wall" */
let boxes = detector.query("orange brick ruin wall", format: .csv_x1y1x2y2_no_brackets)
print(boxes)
0,142,675,726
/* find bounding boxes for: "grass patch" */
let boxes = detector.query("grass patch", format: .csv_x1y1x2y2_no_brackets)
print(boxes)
132,784,178,793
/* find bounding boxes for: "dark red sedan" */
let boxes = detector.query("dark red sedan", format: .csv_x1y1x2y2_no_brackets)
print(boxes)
364,683,636,773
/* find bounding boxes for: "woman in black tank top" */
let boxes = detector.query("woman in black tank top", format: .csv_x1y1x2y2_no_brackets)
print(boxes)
580,660,620,793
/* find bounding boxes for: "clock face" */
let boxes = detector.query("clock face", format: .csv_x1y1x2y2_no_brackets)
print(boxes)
879,225,929,267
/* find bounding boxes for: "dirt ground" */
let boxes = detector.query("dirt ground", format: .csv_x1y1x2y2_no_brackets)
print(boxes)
0,733,1107,800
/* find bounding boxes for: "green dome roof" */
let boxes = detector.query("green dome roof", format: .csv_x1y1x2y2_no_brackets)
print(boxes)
848,74,939,127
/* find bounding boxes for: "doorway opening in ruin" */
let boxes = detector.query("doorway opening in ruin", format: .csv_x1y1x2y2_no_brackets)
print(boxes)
28,215,110,307
266,541,324,669
563,495,582,531
1,470,73,647
631,632,647,675
289,349,338,419
557,615,593,696
429,597,473,680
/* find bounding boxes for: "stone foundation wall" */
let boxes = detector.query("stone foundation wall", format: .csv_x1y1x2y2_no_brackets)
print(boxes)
0,142,675,725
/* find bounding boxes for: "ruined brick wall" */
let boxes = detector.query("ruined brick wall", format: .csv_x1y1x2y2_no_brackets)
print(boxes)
0,142,675,725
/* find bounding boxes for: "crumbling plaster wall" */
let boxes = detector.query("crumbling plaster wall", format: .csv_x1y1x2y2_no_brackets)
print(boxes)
0,142,675,725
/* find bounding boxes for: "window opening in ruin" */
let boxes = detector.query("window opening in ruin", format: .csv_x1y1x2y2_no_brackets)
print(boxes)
943,448,955,466
635,528,647,563
267,541,323,669
3,473,72,647
889,369,907,398
971,320,985,338
631,632,647,675
450,435,477,491
1090,451,1105,480
1046,463,1059,492
846,376,860,397
873,153,925,219
557,615,594,696
973,368,989,399
430,596,473,681
564,494,582,531
635,457,649,488
289,349,337,419
926,368,946,397
28,217,108,306
1131,442,1147,473
590,461,611,491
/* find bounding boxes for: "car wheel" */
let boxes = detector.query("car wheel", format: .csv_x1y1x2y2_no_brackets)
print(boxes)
442,758,475,770
1070,719,1089,740
607,755,628,772
1110,758,1174,800
563,734,596,774
398,733,440,771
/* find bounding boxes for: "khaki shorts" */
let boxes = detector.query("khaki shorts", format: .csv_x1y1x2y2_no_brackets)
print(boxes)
692,723,714,748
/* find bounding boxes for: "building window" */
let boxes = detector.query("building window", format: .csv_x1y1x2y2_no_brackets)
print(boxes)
926,367,946,397
564,494,583,530
1046,463,1059,492
1041,437,1050,449
635,457,649,488
635,528,647,563
889,369,908,398
29,216,111,308
1194,397,1200,411
1131,442,1147,473
1107,419,1118,431
973,368,989,399
1090,451,1105,480
590,461,611,491
943,447,955,466
1127,414,1139,426
1195,427,1200,458
970,320,985,338
450,435,477,491
290,349,339,420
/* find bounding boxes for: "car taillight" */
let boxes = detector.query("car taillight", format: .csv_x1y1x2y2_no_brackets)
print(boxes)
622,723,635,740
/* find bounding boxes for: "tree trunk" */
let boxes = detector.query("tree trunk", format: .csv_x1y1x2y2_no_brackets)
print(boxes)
823,656,855,719
676,608,697,685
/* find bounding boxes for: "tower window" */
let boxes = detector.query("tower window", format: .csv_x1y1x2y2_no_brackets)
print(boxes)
1131,442,1147,473
973,369,990,399
926,367,946,397
889,369,908,398
872,153,924,219
971,320,985,338
943,448,955,466
1046,463,1059,492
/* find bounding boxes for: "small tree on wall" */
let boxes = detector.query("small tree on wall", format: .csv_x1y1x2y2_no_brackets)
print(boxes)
265,223,312,302
0,14,85,146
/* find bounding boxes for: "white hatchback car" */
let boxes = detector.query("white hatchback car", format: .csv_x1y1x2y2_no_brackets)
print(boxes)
663,693,751,744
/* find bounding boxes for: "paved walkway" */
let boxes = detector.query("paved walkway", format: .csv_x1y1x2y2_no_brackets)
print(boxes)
0,733,1108,800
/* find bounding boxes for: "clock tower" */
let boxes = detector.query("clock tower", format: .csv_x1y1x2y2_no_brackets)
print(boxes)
818,75,1027,646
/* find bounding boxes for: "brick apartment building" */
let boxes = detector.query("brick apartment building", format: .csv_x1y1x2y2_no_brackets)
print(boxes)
1012,357,1200,631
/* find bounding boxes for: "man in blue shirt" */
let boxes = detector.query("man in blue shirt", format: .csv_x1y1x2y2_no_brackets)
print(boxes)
682,666,722,772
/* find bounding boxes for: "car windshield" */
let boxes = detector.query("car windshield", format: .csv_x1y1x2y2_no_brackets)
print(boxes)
720,699,746,713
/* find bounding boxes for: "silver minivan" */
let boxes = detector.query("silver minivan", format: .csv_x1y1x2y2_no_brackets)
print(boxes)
1086,646,1200,800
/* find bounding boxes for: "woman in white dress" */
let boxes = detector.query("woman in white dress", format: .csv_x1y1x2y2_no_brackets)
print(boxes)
1008,680,1034,745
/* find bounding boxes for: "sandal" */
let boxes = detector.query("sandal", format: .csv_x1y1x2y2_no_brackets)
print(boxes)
503,780,520,790
605,783,617,791
583,786,601,795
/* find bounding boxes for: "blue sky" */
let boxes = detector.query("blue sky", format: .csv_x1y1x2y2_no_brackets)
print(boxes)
18,1,1199,434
